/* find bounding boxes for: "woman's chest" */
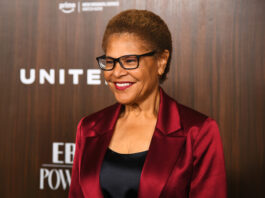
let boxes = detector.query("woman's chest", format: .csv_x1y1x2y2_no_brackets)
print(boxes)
108,119,156,154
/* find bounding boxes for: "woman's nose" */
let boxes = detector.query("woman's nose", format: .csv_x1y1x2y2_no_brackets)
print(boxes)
112,61,127,77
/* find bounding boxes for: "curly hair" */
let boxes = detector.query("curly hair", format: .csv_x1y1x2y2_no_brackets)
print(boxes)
102,9,172,83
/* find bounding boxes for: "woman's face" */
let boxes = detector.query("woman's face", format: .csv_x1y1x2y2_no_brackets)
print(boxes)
104,33,166,105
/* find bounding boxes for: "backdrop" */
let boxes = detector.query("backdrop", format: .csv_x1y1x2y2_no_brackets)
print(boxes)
0,0,264,197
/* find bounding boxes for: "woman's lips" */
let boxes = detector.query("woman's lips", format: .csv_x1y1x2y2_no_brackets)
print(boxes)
114,82,135,90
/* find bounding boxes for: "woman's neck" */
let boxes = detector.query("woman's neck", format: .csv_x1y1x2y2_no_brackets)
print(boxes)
121,86,160,120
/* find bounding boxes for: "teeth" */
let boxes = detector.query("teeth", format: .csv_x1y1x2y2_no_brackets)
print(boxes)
116,83,131,87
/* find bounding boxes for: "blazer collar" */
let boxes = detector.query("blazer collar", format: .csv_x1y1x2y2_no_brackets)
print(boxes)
90,86,182,136
156,87,182,135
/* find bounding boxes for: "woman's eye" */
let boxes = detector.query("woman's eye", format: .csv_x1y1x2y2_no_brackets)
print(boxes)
125,58,137,63
106,59,114,64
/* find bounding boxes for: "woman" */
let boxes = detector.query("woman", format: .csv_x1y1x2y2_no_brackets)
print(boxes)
69,9,227,198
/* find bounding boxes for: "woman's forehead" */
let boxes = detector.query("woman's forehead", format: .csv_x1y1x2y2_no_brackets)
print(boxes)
105,33,152,55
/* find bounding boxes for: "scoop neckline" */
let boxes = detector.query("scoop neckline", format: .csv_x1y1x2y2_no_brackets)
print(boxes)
107,147,148,156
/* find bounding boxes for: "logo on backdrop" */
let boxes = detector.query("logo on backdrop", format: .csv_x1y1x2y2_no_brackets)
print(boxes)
59,1,120,13
19,68,106,85
40,142,75,190
58,2,76,13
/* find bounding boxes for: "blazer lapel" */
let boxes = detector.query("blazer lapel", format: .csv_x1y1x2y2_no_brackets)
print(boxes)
79,104,123,198
138,88,186,198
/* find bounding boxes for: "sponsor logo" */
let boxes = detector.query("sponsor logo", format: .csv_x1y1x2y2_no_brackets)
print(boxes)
59,1,120,13
20,68,103,85
40,142,75,190
59,2,76,14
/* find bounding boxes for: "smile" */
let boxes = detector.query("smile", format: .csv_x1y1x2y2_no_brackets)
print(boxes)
114,82,135,90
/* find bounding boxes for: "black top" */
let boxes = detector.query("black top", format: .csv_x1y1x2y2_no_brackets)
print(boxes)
99,147,148,198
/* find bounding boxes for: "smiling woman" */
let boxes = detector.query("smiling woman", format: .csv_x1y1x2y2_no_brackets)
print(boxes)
69,9,227,198
102,33,167,105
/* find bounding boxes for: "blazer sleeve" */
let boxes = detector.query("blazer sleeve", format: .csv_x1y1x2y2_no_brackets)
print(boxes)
68,118,85,198
189,118,227,198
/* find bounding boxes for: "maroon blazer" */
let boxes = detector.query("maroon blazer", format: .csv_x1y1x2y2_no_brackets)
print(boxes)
69,87,227,198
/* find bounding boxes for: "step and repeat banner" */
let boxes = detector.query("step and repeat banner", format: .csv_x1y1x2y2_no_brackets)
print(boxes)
0,0,264,197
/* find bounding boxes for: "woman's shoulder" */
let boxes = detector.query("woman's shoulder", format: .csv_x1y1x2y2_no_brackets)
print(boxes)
76,103,121,136
177,102,208,124
161,88,215,130
175,101,218,131
176,102,220,140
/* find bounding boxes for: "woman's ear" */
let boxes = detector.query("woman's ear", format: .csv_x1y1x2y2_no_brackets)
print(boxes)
157,49,170,76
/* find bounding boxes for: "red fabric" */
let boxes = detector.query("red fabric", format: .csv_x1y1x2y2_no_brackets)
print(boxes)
69,87,227,198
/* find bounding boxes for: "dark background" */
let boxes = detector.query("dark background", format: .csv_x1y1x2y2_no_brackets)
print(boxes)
0,0,264,197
